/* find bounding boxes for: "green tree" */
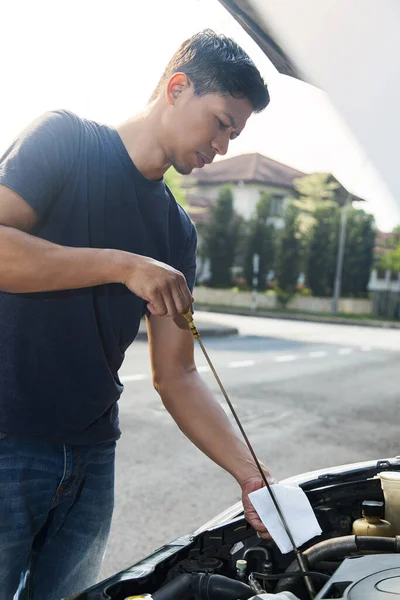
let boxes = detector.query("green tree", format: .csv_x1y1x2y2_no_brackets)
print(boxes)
276,204,302,305
381,226,400,272
293,172,340,204
203,185,240,288
306,202,340,296
381,245,400,272
391,225,400,236
243,193,276,291
164,167,187,207
292,172,341,232
293,172,376,298
340,209,376,296
379,225,400,271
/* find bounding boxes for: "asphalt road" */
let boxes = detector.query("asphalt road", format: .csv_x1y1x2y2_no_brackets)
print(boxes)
100,312,400,579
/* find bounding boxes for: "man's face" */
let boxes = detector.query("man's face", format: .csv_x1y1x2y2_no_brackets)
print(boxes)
162,77,253,175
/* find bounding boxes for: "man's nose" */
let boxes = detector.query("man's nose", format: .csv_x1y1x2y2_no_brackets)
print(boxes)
212,133,230,156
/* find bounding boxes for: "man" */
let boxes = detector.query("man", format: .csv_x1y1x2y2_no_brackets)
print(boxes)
0,29,273,599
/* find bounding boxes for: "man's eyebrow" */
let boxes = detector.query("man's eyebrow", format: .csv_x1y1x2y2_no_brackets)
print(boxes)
223,112,238,129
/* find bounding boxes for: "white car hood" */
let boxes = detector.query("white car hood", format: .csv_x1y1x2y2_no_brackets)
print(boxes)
218,0,400,216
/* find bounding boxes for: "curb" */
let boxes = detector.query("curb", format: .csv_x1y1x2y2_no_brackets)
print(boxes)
135,321,239,340
195,305,400,330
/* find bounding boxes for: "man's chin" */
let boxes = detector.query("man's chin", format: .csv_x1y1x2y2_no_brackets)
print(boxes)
171,161,194,176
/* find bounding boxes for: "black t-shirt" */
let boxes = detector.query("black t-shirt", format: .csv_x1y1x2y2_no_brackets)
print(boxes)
0,110,197,445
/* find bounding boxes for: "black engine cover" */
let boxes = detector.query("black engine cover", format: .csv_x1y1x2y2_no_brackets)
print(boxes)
315,554,400,598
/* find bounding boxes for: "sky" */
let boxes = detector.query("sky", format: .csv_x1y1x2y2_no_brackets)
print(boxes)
1,0,398,232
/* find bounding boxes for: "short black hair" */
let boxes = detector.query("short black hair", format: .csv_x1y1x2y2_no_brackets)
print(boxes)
150,29,269,113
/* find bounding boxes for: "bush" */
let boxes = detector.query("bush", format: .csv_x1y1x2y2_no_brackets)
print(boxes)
274,285,296,308
297,285,312,296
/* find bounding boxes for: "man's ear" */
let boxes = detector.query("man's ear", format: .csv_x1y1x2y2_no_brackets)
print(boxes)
165,73,191,105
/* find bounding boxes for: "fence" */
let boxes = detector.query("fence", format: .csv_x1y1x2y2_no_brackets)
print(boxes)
372,291,400,319
193,287,373,315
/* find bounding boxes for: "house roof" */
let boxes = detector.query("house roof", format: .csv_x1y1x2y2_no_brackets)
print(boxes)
184,153,366,204
184,152,306,189
324,174,365,205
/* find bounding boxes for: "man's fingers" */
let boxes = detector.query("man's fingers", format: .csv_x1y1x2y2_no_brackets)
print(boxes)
125,256,194,315
244,511,271,540
147,302,156,315
150,274,191,317
160,276,192,316
243,505,266,528
244,511,267,531
171,282,190,315
177,279,193,313
244,513,271,540
257,531,272,540
147,293,168,316
161,288,179,317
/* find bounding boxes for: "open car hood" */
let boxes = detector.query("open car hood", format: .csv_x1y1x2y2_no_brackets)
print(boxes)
70,457,400,599
218,0,400,217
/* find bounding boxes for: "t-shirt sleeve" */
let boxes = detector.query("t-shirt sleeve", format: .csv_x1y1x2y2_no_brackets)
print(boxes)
179,221,197,293
0,110,78,220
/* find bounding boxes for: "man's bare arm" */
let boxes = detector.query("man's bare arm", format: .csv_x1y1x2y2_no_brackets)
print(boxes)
0,185,192,315
147,313,275,539
147,313,259,484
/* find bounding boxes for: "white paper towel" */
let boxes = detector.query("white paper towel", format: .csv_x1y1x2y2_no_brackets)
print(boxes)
249,483,322,554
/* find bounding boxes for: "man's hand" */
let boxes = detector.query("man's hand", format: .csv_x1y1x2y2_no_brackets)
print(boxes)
240,465,278,540
124,254,193,317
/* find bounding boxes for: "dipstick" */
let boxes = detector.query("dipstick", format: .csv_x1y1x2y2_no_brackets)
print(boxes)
182,310,315,599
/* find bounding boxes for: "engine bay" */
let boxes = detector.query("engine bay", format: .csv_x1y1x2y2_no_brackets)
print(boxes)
68,461,400,600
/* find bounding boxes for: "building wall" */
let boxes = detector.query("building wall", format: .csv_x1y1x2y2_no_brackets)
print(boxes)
233,183,263,220
196,182,292,224
368,269,400,292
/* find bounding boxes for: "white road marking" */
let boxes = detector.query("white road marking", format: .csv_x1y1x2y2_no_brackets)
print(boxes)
228,360,255,368
275,355,297,363
309,351,327,358
121,344,362,384
121,374,148,382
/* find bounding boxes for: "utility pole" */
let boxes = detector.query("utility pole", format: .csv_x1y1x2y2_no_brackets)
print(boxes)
332,157,368,315
332,197,350,314
251,253,260,312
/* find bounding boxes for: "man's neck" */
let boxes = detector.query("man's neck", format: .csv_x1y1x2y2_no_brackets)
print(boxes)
115,105,170,181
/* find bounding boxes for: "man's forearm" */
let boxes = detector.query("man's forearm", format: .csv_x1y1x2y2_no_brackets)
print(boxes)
0,224,129,293
0,224,193,316
157,369,258,485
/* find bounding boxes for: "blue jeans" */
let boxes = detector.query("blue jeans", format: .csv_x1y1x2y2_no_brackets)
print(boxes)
0,434,115,600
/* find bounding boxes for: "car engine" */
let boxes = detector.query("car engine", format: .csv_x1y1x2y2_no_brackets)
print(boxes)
144,541,400,600
136,541,400,600
312,553,400,598
68,463,400,600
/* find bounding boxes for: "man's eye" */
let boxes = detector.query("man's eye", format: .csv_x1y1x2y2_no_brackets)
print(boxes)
217,118,229,130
